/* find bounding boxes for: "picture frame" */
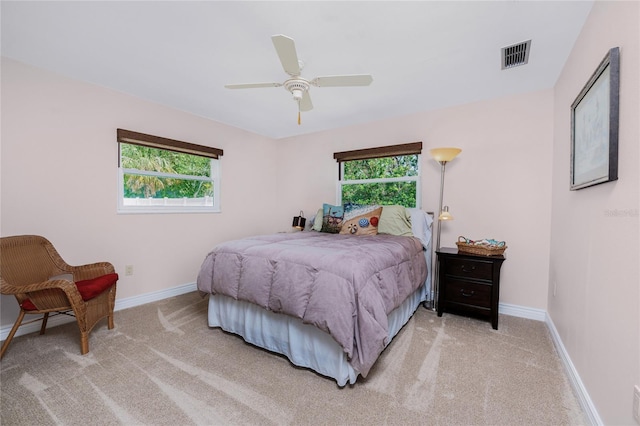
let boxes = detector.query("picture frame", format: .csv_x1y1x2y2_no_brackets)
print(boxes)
570,47,620,190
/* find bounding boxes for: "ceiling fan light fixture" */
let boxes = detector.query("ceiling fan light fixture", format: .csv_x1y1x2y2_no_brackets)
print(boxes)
284,79,310,93
292,89,303,101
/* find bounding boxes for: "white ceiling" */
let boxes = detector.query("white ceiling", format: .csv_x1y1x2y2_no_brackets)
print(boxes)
1,1,594,140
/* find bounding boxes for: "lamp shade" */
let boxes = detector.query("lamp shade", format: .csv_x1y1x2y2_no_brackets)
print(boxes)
430,147,462,162
438,206,453,221
292,211,306,230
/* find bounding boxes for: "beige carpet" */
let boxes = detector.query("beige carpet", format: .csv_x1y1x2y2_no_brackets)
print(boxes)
0,291,586,425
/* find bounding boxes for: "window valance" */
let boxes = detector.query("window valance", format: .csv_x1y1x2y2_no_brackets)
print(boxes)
117,128,223,159
333,142,422,162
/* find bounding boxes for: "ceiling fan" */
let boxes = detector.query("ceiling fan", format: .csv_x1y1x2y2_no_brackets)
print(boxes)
225,34,373,125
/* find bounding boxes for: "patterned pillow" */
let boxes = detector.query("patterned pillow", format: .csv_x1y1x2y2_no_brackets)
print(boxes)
321,203,344,233
339,203,383,236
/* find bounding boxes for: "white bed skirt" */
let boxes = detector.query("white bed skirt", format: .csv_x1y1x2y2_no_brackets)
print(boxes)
207,282,427,386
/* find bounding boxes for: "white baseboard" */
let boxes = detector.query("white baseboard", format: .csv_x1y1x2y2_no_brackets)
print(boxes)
545,314,603,425
113,281,197,311
499,302,546,321
0,282,198,341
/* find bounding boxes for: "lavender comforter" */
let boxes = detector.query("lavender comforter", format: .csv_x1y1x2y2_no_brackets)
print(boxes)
197,231,427,377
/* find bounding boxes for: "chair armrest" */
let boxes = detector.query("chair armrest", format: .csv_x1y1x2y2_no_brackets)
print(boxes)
70,262,116,281
1,277,77,295
1,277,85,311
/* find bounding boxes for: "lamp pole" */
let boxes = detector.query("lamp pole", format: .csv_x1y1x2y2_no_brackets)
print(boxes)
435,159,448,252
432,159,447,311
429,147,461,311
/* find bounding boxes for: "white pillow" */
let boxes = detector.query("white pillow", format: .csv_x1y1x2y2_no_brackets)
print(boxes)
311,208,323,231
406,208,433,249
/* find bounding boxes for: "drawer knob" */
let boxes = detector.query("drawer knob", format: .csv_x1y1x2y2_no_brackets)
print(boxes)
461,265,476,273
460,289,475,297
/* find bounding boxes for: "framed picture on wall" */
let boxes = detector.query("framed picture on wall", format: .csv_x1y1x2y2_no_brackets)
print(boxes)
570,46,620,191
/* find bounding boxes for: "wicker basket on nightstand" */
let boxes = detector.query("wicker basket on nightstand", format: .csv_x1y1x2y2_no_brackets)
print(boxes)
456,236,507,256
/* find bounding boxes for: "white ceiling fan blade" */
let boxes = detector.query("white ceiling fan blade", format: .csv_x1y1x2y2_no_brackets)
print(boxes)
311,74,373,87
271,34,301,76
225,82,282,89
299,91,313,112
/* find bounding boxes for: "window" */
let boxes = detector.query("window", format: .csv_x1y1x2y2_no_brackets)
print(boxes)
335,142,421,208
117,129,223,214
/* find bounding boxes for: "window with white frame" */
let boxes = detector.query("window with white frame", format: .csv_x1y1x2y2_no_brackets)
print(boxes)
335,142,422,207
117,129,223,214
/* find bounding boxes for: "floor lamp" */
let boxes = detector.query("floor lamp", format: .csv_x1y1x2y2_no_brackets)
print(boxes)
429,147,461,310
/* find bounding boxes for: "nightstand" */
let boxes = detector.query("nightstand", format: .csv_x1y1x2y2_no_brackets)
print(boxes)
436,247,505,329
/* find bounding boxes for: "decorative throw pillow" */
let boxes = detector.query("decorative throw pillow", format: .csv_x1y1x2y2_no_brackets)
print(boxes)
321,203,344,233
339,203,383,236
378,205,413,236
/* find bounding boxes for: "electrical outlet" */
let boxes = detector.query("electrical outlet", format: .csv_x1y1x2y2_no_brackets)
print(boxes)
633,385,640,424
125,265,134,276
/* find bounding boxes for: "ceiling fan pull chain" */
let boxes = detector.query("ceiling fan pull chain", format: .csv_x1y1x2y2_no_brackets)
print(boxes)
298,110,301,125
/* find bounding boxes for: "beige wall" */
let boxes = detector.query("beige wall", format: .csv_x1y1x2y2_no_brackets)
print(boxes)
0,58,280,325
549,1,640,424
275,89,555,310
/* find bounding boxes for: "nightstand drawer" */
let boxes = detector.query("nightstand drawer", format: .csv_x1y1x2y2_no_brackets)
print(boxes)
445,258,493,281
445,279,492,308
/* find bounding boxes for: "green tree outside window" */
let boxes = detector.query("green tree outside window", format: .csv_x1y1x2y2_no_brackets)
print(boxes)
341,155,419,207
121,144,213,199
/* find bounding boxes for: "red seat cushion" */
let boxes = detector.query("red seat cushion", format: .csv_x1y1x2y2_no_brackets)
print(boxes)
21,273,118,311
74,273,118,301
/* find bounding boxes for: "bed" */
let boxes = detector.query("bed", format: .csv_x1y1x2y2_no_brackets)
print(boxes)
196,208,433,386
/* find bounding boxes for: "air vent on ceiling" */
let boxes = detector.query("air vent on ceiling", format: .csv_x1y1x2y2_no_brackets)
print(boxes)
501,40,531,70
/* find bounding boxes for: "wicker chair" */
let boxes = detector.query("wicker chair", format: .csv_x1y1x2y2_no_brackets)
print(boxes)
0,235,118,359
